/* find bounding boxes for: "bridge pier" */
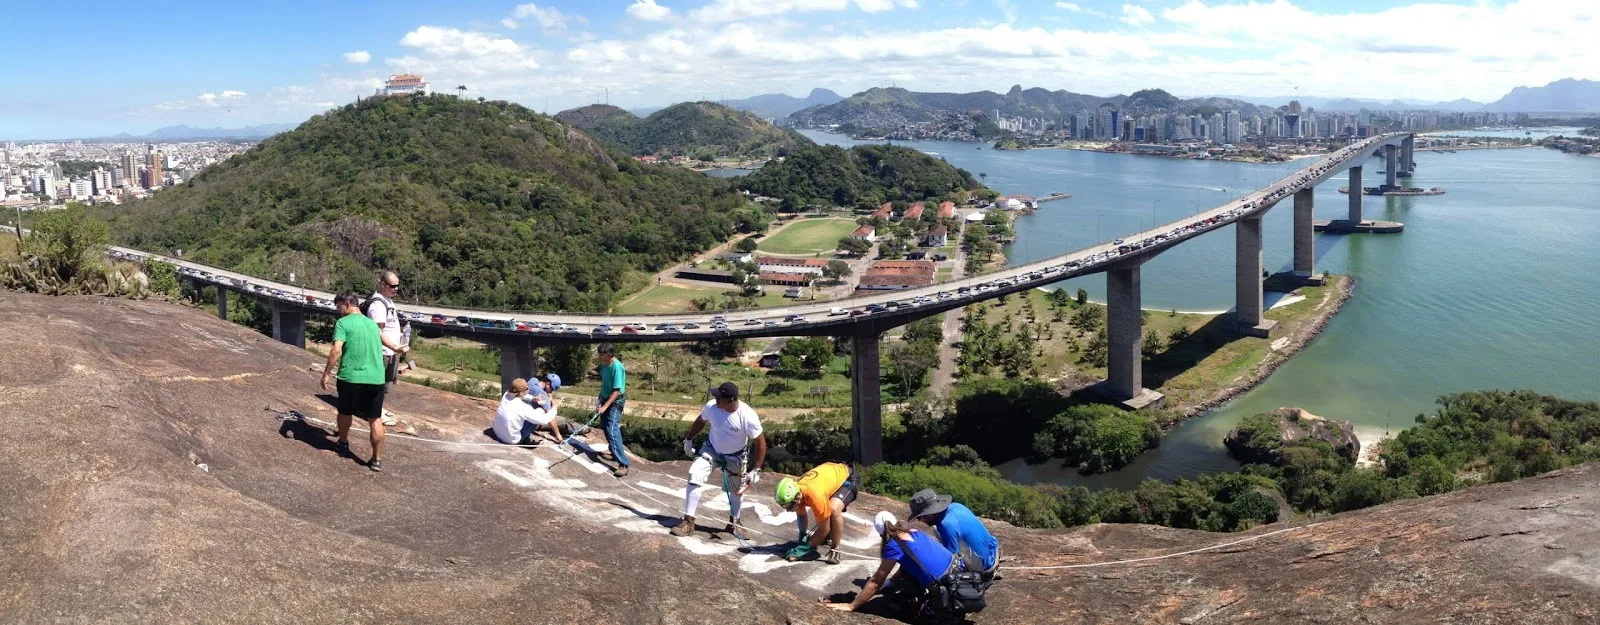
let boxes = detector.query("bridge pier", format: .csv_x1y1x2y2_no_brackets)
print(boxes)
1384,145,1399,190
215,286,229,321
1097,260,1163,410
850,329,884,466
1401,136,1415,177
497,337,536,394
1234,214,1276,338
1292,189,1323,285
1348,166,1364,223
269,300,305,349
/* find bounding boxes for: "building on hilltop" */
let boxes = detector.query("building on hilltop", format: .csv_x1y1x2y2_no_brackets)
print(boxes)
383,74,429,96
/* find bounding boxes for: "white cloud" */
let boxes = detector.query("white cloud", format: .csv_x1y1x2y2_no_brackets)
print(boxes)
511,3,576,33
626,0,673,21
221,90,247,99
198,93,218,106
391,26,540,80
501,17,518,29
691,0,918,23
1120,4,1154,26
343,50,372,64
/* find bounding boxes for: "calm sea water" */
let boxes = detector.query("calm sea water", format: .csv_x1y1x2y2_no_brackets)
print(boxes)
800,129,1600,489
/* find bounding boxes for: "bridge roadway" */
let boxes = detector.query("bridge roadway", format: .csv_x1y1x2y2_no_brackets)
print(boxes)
44,131,1414,465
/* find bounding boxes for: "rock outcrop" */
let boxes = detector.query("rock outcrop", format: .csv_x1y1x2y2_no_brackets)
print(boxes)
1225,406,1360,464
3,292,1597,624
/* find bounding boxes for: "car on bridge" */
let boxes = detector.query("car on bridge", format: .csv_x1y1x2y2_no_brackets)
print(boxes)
593,324,613,334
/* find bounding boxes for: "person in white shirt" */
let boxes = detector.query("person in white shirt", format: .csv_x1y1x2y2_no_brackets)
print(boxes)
671,382,768,537
365,272,407,386
492,374,582,446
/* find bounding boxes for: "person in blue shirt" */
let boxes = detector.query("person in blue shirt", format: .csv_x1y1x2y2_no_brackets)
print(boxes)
824,511,958,617
909,489,1000,581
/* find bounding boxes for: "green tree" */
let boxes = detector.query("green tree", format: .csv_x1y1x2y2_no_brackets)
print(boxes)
1141,329,1166,361
28,202,111,283
1080,327,1109,368
888,340,939,395
733,237,759,253
1076,288,1088,306
775,338,832,378
837,237,871,257
822,259,852,281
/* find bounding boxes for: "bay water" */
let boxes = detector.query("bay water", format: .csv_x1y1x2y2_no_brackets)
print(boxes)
799,129,1600,489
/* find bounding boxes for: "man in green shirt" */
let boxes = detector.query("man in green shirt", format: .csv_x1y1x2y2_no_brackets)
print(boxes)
596,343,630,477
321,291,392,472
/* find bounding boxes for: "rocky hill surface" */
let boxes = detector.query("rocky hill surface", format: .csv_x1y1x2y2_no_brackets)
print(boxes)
2,291,1598,624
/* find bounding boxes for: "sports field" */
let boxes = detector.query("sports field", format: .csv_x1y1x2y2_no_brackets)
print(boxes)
755,219,857,255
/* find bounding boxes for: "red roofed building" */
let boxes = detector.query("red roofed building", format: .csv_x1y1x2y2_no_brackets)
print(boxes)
756,256,829,275
937,201,956,218
851,224,877,242
872,202,893,220
903,202,925,220
759,272,813,287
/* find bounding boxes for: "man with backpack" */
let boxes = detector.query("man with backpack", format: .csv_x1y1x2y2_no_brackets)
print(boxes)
910,489,1000,585
363,271,409,426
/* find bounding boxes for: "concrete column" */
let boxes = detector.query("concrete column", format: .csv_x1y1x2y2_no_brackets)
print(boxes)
1348,166,1364,224
1234,214,1275,337
1293,188,1315,277
498,338,536,393
1106,264,1143,401
850,330,883,466
269,301,305,349
1401,136,1415,174
215,286,229,321
1384,144,1398,189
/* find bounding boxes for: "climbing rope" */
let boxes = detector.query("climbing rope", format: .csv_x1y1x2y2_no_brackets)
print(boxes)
268,406,1321,569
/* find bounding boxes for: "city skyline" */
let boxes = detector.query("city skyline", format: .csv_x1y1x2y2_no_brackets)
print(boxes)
7,0,1597,139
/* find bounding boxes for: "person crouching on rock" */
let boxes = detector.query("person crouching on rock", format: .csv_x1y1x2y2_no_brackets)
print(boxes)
910,488,1000,586
671,382,767,537
493,374,584,446
321,290,390,473
775,461,858,565
823,511,961,619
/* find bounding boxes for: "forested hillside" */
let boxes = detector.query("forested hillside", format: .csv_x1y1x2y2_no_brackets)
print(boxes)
105,94,765,312
736,143,988,207
558,101,811,159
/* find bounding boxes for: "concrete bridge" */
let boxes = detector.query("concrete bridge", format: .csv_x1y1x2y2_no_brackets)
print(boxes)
69,132,1415,466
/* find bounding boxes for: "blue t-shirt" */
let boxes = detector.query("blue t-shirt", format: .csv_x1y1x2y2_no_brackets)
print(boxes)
934,503,999,571
881,530,956,587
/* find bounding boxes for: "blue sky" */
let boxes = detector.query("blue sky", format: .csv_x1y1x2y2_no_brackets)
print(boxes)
8,0,1596,138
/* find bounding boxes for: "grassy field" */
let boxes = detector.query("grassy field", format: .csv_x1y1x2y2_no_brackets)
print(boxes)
617,283,731,314
968,278,1345,413
756,218,857,255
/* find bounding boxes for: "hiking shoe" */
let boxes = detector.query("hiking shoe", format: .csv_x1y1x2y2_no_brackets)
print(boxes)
369,459,383,473
824,548,842,565
612,466,629,478
722,517,739,535
670,516,696,537
334,440,350,456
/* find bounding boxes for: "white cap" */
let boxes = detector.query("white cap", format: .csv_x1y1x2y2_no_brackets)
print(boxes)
873,510,897,536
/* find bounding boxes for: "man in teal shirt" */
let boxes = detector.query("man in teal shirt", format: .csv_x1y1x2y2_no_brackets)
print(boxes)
596,343,630,477
321,291,391,472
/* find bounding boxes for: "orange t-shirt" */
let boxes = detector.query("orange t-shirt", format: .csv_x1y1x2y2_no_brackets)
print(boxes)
796,462,850,526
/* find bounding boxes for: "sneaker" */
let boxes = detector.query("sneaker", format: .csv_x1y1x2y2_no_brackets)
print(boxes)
334,440,350,456
369,459,383,473
380,409,398,427
824,548,842,565
670,516,696,537
722,517,739,534
612,466,629,478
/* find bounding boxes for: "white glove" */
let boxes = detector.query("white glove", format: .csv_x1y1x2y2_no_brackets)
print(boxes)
744,469,761,487
683,439,696,457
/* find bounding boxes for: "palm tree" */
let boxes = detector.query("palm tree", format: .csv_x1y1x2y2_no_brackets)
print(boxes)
456,85,467,98
979,172,988,183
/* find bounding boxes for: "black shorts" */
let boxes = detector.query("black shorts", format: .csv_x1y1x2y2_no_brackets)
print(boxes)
336,379,387,422
831,466,859,508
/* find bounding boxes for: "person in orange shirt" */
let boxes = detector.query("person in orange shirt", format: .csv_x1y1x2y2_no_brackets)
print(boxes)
774,462,858,565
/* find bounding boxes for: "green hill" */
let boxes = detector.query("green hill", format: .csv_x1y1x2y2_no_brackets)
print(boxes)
105,94,765,312
558,101,812,159
736,143,988,207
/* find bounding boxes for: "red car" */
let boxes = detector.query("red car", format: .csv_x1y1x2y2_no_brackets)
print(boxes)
514,322,533,332
431,314,446,325
621,326,639,334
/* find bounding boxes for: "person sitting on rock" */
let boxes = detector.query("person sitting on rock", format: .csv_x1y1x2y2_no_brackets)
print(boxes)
909,488,1000,584
823,511,961,618
775,461,858,565
492,376,582,446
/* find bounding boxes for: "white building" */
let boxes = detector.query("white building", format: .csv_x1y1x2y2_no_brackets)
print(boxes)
91,168,111,195
33,171,54,197
383,74,429,96
70,179,91,201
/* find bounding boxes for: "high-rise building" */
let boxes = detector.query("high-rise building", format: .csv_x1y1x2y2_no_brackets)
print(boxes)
70,179,92,201
91,168,111,195
33,170,55,197
111,166,125,187
1284,114,1301,138
120,153,138,185
146,151,163,188
1288,100,1302,116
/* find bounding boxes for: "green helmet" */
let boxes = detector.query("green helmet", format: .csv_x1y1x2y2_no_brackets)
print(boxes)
775,477,800,506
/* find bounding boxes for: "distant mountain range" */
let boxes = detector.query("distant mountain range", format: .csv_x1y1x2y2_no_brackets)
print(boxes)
788,85,1272,130
556,101,811,159
630,89,842,120
143,123,299,140
1219,96,1488,112
1483,79,1600,113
